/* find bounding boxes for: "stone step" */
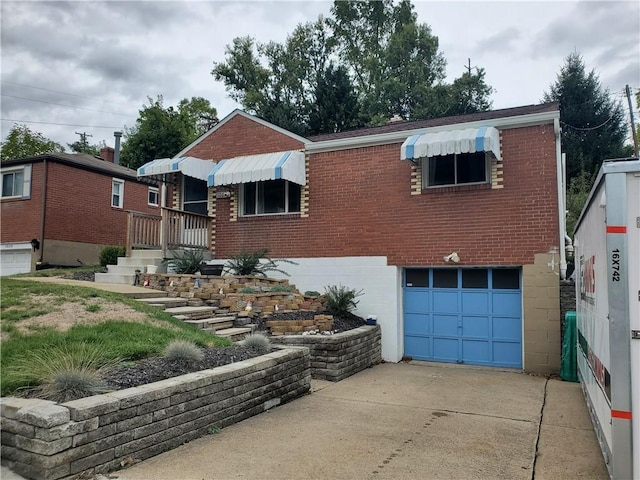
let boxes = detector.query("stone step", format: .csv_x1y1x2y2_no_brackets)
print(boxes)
215,327,253,341
184,318,234,330
117,257,164,268
164,306,217,320
130,249,164,258
137,297,188,308
94,272,136,285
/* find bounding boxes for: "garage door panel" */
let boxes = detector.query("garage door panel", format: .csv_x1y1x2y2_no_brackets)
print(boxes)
0,248,32,276
492,292,521,316
432,291,458,313
433,315,458,336
462,340,490,364
492,317,520,340
493,342,522,367
433,338,458,362
461,291,489,314
404,290,430,314
462,315,490,338
405,313,431,335
404,336,431,360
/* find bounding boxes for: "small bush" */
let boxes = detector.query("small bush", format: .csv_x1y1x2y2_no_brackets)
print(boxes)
324,284,364,316
225,249,297,276
40,369,107,403
304,290,321,297
164,250,205,274
85,303,101,313
269,285,293,293
163,340,204,365
238,286,259,293
99,246,126,267
243,333,271,354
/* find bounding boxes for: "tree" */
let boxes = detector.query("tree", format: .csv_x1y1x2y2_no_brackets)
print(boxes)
0,124,64,161
212,0,494,134
543,53,628,181
67,140,101,156
119,96,218,170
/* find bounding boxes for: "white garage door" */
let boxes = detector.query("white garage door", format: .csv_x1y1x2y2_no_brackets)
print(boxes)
0,243,32,276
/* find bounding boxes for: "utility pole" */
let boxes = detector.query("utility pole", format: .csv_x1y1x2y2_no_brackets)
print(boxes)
74,131,93,153
625,85,639,157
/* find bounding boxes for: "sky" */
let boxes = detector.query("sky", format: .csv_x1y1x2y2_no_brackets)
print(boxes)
1,0,639,151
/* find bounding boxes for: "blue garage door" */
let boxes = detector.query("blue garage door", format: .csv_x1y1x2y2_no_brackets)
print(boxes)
404,268,522,368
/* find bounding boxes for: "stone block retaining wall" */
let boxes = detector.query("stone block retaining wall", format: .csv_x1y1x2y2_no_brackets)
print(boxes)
270,325,381,382
1,348,310,480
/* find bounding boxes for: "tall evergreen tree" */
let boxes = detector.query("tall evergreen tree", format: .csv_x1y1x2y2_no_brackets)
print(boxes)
543,53,628,181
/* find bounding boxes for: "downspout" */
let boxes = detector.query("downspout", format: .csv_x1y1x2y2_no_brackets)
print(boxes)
39,159,49,266
554,118,567,279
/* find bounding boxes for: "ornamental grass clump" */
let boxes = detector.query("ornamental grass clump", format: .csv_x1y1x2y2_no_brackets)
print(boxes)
324,284,364,316
163,340,204,365
8,344,119,402
225,249,297,276
243,332,271,355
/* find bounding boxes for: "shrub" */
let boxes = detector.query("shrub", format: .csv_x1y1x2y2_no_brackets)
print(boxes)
99,246,126,267
225,249,297,276
238,286,260,293
8,344,118,401
243,332,271,354
269,285,293,293
304,290,321,297
163,340,204,365
164,250,204,274
324,284,364,316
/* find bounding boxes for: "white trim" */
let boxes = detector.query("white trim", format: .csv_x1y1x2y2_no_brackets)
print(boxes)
305,110,560,154
148,186,159,206
175,109,309,158
111,178,125,208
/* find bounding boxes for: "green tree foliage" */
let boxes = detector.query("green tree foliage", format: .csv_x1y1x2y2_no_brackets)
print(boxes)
0,124,64,161
119,96,218,170
566,170,596,235
67,140,101,156
543,53,628,181
212,0,493,135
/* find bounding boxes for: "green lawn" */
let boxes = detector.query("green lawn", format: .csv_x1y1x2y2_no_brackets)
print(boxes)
1,278,231,396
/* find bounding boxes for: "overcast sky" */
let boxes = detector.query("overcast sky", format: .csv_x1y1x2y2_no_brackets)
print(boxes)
1,0,639,152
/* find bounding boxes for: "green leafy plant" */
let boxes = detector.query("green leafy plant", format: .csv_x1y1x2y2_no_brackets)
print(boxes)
269,285,293,293
207,426,222,435
99,246,126,267
224,249,297,277
304,290,321,297
85,303,101,313
163,250,205,274
243,332,271,354
8,344,120,402
324,284,364,316
238,286,260,293
163,340,204,365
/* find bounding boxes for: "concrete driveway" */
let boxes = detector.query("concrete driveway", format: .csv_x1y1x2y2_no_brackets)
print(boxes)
112,362,607,480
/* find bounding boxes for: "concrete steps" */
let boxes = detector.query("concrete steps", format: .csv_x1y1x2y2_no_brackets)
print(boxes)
214,327,253,341
95,249,165,285
184,317,235,331
137,297,188,308
93,272,136,285
164,306,217,320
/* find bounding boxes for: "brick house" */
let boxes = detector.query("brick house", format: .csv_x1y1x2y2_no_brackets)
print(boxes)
0,148,161,274
137,102,566,374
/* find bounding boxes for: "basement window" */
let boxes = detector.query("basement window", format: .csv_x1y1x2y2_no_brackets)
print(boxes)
241,180,301,216
423,152,489,187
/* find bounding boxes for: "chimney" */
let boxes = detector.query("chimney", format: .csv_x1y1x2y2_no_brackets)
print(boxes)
114,131,122,166
100,146,115,163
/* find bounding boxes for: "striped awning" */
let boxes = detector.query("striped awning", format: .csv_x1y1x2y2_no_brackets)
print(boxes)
137,156,215,181
401,126,501,161
207,151,305,187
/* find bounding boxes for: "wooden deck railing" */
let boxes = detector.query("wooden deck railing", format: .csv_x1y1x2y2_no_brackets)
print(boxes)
126,208,211,256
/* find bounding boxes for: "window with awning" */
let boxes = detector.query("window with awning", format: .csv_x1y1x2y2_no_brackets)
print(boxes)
206,151,305,187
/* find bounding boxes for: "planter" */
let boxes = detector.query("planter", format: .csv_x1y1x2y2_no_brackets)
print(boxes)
366,316,377,326
198,263,224,276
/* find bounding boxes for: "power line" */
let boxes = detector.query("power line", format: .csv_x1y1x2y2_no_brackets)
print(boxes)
560,115,617,132
1,80,141,109
0,93,136,117
1,118,123,129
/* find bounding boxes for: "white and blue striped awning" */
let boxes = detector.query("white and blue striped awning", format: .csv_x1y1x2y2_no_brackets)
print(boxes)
137,156,215,181
207,151,305,187
401,126,501,161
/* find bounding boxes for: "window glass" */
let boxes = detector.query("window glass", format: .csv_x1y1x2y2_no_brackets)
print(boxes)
405,269,430,287
258,179,286,213
493,269,520,289
457,152,486,183
288,182,301,212
462,269,488,288
242,180,301,216
243,182,256,215
111,180,123,208
428,155,455,186
2,171,23,197
148,188,159,206
184,176,207,202
433,269,457,288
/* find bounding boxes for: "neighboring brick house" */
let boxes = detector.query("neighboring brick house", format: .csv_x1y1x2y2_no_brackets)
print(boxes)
1,148,160,274
138,103,567,374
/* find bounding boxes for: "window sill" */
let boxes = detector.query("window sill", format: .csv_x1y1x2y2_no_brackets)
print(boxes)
238,212,301,220
422,183,491,194
1,196,29,202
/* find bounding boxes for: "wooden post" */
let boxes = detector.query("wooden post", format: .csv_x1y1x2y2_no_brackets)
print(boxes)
125,212,132,257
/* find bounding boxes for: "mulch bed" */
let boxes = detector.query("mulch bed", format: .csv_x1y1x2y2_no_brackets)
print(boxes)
253,310,366,333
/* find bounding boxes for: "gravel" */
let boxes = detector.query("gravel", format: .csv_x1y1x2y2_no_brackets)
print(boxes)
254,310,366,333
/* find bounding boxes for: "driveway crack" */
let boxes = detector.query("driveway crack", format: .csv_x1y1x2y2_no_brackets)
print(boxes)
531,376,550,479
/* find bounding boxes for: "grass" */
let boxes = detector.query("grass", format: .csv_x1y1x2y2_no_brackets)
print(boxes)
13,264,103,278
1,278,232,396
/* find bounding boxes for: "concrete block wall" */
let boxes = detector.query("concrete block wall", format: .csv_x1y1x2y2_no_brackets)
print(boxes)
523,253,561,374
0,348,310,480
270,325,381,381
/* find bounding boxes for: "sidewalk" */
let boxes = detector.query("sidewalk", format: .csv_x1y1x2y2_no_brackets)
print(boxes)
13,276,163,298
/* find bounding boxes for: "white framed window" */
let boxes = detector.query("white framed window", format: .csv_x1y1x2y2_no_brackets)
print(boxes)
1,165,31,199
240,179,301,216
111,178,124,208
422,152,489,188
148,187,159,206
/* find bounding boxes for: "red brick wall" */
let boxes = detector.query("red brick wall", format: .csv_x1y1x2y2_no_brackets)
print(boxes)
1,160,160,247
0,162,43,243
213,123,559,266
184,115,305,161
